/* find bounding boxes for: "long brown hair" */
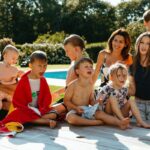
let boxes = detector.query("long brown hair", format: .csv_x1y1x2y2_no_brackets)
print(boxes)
133,32,150,75
107,28,131,60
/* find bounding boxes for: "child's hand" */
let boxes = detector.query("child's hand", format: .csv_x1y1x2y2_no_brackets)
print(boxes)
96,95,104,105
18,70,24,77
97,99,103,105
76,107,84,115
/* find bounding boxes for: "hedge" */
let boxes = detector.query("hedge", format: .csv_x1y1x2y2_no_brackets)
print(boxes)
17,43,70,64
0,37,106,64
86,42,107,62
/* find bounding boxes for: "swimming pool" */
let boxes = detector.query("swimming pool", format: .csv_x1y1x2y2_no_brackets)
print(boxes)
44,70,100,80
44,71,67,79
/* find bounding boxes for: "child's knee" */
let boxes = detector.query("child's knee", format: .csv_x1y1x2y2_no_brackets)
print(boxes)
66,114,77,125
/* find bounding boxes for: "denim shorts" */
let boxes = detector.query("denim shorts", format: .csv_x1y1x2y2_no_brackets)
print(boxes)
67,103,100,120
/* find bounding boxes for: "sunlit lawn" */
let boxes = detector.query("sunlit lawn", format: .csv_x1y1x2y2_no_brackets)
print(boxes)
50,85,62,92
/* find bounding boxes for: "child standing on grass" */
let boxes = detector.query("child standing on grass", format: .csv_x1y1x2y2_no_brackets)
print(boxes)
64,58,129,129
0,45,23,110
0,51,57,133
96,62,150,128
53,34,87,114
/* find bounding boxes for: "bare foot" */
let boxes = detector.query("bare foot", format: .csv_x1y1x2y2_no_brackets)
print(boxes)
127,124,133,129
119,118,130,130
49,120,57,128
137,121,150,129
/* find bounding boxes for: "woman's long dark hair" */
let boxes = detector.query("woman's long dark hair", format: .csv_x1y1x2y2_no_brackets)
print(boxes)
107,28,131,60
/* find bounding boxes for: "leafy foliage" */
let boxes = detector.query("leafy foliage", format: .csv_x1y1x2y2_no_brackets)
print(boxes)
18,43,70,64
116,0,150,28
86,42,106,62
34,31,67,44
0,0,149,51
60,0,116,42
126,21,145,55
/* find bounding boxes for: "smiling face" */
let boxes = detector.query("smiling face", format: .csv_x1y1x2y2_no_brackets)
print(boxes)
111,68,127,88
3,50,19,65
139,35,150,56
75,61,93,78
112,35,126,53
29,59,47,79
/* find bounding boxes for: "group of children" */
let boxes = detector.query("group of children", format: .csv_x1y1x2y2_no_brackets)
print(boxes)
0,10,150,134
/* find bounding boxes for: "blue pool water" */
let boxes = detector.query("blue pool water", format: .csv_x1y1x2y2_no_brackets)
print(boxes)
44,71,67,79
44,70,100,80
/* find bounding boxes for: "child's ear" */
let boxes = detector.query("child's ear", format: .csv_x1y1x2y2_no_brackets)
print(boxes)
144,21,147,26
75,69,79,75
29,63,32,68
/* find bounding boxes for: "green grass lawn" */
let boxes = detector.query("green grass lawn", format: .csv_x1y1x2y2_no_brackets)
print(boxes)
50,85,64,102
50,85,62,92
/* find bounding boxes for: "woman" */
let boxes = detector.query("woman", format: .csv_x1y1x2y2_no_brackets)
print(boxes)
93,28,132,88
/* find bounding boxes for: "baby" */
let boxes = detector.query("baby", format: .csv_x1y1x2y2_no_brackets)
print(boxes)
0,44,23,109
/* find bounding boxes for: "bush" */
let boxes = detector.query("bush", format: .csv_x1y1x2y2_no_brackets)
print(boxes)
18,43,70,65
86,42,107,62
34,31,67,44
126,21,145,55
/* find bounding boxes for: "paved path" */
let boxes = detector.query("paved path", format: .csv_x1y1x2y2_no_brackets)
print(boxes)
0,120,150,150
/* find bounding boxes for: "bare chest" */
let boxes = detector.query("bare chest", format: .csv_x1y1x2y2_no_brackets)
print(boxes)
0,66,18,81
72,86,92,106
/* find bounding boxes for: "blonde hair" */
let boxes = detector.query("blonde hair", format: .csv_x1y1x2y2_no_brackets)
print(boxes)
108,62,127,77
2,44,19,56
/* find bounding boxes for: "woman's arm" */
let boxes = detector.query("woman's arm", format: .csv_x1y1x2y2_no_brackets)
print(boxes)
92,51,105,84
128,75,136,96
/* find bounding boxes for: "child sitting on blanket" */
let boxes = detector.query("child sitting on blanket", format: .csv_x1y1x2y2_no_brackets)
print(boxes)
96,62,150,128
0,51,57,134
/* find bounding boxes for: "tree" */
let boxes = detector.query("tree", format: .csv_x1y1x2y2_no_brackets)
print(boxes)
126,21,145,54
116,0,150,28
0,0,62,43
60,0,117,42
0,0,37,43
